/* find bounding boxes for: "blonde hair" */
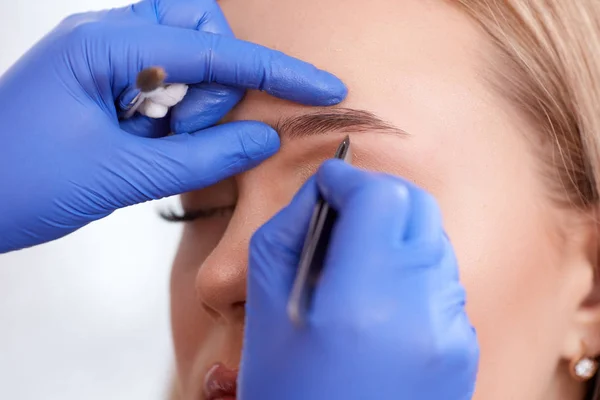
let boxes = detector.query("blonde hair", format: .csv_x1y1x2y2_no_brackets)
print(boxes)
452,0,600,209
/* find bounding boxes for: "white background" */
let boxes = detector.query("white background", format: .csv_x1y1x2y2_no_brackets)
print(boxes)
0,1,183,399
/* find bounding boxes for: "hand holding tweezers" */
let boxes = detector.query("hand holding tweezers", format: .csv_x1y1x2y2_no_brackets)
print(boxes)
287,135,352,326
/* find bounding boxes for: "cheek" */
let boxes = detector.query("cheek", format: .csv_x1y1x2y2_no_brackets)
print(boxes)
439,175,571,399
451,200,568,399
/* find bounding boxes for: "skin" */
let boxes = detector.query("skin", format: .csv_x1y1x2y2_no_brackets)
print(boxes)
169,0,600,399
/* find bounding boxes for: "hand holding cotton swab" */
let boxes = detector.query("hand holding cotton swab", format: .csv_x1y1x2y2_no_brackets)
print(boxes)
122,67,188,119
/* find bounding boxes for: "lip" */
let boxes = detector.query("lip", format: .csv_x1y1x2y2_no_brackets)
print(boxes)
203,363,238,400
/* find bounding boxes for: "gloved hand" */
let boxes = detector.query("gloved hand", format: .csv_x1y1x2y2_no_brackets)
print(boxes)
0,0,346,253
240,160,479,400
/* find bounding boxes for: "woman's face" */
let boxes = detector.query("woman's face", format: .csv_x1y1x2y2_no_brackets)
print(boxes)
170,0,596,399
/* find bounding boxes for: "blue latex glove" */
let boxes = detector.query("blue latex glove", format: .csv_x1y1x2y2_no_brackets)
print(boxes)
0,0,346,253
240,160,479,400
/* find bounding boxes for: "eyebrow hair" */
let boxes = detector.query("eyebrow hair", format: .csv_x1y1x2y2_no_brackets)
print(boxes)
273,107,407,139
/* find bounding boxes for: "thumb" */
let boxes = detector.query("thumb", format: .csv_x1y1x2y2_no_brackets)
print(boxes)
114,121,280,204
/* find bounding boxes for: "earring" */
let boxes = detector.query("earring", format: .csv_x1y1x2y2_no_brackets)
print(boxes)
570,343,599,381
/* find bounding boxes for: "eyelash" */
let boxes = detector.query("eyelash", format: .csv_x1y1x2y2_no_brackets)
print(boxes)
160,205,236,223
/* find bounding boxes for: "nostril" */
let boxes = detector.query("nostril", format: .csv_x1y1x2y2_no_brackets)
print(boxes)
233,301,246,309
231,301,247,321
233,301,246,315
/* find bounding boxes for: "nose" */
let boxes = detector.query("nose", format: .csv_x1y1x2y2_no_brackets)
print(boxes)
194,223,250,324
194,153,301,324
194,184,283,324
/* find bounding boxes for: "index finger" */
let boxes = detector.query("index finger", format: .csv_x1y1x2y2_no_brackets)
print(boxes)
131,0,235,35
123,23,348,106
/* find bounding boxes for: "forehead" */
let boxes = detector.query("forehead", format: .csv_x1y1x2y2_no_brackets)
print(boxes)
220,0,481,95
219,0,490,123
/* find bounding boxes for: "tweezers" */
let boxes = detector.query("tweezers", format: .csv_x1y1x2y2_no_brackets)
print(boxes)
287,135,352,326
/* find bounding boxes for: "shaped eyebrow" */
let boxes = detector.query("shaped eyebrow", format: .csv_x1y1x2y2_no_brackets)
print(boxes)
274,107,407,139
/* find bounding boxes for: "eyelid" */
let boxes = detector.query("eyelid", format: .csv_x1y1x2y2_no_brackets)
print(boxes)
160,205,236,223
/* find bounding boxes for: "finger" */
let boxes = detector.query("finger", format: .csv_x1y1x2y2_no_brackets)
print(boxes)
402,179,444,243
317,159,443,244
131,0,234,35
119,113,170,138
315,160,412,272
248,178,319,304
108,23,347,106
119,0,240,132
114,121,280,203
170,83,244,134
311,161,445,321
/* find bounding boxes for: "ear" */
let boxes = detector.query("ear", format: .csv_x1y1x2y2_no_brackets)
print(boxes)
561,212,600,360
